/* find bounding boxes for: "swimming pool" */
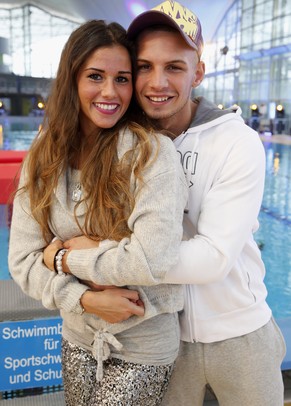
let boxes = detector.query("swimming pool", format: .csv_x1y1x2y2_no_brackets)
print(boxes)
256,141,291,319
0,128,291,320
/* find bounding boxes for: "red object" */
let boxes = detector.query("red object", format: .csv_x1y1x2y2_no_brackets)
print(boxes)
0,150,27,164
0,151,26,204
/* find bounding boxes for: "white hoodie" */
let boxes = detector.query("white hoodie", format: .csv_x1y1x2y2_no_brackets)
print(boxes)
164,97,272,343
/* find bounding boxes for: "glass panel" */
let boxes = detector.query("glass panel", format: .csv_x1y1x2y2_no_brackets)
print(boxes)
0,4,80,77
241,6,253,30
254,1,273,24
242,0,254,12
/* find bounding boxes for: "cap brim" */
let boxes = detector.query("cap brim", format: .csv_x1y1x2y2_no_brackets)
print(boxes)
127,10,198,51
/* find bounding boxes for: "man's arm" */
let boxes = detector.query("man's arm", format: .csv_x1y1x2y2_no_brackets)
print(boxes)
163,131,266,284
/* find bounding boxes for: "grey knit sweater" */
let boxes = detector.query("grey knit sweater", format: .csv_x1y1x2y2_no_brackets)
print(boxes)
9,128,188,374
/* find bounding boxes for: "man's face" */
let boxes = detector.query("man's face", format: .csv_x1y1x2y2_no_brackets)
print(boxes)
135,29,204,133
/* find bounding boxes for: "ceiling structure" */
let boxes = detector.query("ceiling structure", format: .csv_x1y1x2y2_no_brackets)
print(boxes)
0,0,234,42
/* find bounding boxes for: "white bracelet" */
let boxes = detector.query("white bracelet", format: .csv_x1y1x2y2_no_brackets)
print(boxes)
54,248,68,275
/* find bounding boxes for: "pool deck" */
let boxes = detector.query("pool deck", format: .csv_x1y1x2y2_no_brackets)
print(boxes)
260,134,291,145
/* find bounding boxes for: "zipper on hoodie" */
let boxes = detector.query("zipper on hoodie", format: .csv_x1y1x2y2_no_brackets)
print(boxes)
186,284,195,341
185,284,198,342
185,132,201,342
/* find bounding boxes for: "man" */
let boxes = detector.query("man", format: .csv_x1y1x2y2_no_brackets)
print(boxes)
127,1,286,405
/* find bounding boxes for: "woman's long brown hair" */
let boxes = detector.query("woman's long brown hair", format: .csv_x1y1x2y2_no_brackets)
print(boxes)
20,20,158,243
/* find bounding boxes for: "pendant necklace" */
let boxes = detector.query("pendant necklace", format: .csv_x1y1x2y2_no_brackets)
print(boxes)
71,149,82,202
72,182,82,202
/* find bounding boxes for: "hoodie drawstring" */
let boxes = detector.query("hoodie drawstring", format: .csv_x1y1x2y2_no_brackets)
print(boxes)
88,328,123,381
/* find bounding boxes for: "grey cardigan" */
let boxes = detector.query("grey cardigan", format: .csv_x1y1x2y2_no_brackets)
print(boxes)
9,128,188,377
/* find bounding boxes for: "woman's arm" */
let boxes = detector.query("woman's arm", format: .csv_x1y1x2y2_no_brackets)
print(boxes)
8,171,144,321
62,135,188,286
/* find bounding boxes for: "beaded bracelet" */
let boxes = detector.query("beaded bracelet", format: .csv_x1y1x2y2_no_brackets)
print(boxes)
54,248,68,276
53,249,62,272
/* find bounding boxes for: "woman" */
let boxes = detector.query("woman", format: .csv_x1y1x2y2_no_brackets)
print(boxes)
8,20,187,405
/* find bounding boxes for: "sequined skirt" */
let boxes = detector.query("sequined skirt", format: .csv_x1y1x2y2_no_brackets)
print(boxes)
62,339,174,405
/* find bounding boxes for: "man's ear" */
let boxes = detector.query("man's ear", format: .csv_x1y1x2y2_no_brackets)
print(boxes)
192,60,205,88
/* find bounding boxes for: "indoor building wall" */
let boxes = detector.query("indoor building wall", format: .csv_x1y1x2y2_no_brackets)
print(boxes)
198,0,291,132
0,4,80,77
0,0,290,124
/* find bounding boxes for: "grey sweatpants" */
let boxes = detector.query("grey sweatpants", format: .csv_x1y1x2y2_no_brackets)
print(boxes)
161,318,286,406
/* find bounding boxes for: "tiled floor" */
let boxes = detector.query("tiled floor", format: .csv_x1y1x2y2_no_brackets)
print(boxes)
284,370,291,404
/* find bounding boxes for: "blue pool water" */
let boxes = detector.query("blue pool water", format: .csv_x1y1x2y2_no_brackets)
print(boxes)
256,141,291,319
0,129,291,321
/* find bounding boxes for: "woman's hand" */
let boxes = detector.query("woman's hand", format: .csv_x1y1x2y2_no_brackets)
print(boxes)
80,288,145,323
43,239,63,271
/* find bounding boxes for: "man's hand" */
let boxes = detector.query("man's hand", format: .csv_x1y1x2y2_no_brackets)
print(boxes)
44,236,99,275
64,236,100,250
81,288,145,323
81,280,118,291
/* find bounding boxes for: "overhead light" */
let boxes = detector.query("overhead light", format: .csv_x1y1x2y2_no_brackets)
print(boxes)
126,0,147,17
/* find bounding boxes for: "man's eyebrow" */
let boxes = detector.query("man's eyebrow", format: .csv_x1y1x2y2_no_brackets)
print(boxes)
84,67,132,75
136,58,187,65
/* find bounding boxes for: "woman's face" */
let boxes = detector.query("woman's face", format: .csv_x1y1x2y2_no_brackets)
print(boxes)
77,45,133,138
